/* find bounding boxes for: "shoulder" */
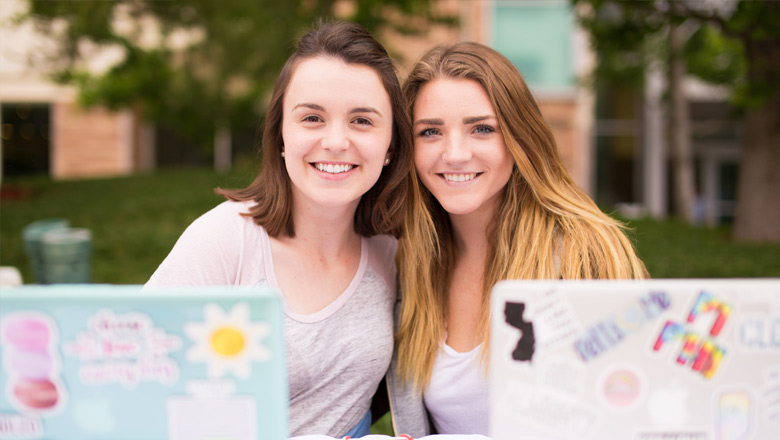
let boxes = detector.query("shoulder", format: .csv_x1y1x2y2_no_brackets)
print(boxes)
366,234,398,273
184,200,258,236
201,199,256,222
366,234,398,293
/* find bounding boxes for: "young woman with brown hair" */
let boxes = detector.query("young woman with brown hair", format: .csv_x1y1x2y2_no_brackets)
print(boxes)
146,21,411,438
387,42,647,436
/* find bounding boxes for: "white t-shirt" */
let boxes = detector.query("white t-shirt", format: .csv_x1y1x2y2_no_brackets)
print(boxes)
145,200,398,437
423,343,489,435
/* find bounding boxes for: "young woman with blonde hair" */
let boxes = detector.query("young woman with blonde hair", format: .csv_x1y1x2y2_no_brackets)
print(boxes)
387,42,647,436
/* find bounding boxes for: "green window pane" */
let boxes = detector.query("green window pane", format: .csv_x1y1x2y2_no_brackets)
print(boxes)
493,2,573,90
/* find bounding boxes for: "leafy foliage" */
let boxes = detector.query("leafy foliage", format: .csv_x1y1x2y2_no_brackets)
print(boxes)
21,0,450,149
573,0,780,109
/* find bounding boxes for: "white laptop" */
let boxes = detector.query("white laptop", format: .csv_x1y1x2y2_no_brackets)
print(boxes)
0,285,288,440
489,279,780,440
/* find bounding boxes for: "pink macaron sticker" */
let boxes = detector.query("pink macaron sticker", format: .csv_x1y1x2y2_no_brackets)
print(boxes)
1,312,67,414
3,318,51,351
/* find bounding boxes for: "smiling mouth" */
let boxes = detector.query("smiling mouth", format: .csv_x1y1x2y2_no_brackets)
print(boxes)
441,172,479,182
313,163,356,174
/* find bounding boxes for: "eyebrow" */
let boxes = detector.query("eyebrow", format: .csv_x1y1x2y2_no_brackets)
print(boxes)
414,115,495,126
414,118,444,126
463,115,494,124
292,103,383,116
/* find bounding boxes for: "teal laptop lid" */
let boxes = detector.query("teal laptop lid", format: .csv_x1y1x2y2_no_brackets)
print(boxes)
0,285,288,440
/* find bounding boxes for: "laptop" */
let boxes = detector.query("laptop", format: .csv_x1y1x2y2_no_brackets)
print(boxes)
0,285,288,440
489,279,780,440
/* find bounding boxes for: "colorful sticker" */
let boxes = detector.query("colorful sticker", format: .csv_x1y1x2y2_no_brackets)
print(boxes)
184,302,271,379
1,313,67,414
597,363,647,411
652,291,731,379
716,389,754,440
574,290,671,362
63,309,182,388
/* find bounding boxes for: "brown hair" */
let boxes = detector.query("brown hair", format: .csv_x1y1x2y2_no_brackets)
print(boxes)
217,20,411,238
397,42,648,389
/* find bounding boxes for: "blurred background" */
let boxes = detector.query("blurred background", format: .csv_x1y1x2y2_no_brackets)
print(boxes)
2,0,779,285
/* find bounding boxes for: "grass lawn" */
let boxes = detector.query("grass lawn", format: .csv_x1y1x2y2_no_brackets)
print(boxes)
1,166,255,284
3,166,779,283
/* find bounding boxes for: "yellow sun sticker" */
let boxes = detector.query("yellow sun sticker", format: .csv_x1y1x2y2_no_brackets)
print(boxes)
184,303,271,379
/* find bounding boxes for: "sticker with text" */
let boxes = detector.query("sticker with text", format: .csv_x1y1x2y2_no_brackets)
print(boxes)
574,290,671,362
63,309,182,388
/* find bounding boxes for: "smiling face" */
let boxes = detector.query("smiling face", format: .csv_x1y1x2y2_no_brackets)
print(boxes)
281,56,393,213
413,77,514,218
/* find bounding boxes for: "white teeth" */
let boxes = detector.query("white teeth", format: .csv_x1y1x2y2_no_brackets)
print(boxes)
442,173,477,182
315,163,354,174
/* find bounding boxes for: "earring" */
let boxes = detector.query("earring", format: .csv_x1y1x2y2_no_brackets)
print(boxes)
281,151,285,158
384,158,390,166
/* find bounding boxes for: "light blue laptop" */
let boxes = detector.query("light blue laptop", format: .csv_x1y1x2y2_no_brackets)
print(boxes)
0,285,288,440
489,279,780,440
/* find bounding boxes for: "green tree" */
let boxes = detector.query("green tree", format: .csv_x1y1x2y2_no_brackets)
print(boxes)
19,0,450,168
574,0,780,243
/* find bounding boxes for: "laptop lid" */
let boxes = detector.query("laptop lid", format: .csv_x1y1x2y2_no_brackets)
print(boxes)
0,285,287,440
489,279,780,440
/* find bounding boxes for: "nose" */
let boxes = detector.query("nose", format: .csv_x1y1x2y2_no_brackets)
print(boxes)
442,134,471,164
322,123,349,151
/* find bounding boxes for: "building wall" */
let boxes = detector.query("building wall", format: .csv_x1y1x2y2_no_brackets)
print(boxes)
0,0,138,181
50,103,134,179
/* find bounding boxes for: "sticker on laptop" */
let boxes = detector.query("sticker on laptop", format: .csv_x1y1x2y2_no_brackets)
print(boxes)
501,288,581,365
597,363,647,411
652,291,731,379
63,309,182,388
573,290,671,363
184,302,271,379
1,313,68,414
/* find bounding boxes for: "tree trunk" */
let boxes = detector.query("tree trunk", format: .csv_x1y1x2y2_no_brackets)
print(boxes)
667,12,696,223
733,35,780,242
214,121,232,173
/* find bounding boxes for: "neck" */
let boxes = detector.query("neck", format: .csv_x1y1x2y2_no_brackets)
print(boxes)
449,207,495,260
285,196,361,258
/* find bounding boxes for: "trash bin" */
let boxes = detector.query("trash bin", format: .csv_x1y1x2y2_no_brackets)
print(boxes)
40,228,92,284
22,218,70,284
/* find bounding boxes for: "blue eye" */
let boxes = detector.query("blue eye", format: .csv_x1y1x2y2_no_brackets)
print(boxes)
417,127,440,137
474,124,495,135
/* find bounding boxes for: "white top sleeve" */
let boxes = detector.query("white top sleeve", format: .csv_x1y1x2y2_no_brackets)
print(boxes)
145,200,264,286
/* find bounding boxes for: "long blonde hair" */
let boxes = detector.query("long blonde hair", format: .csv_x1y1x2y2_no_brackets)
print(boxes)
396,42,648,390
